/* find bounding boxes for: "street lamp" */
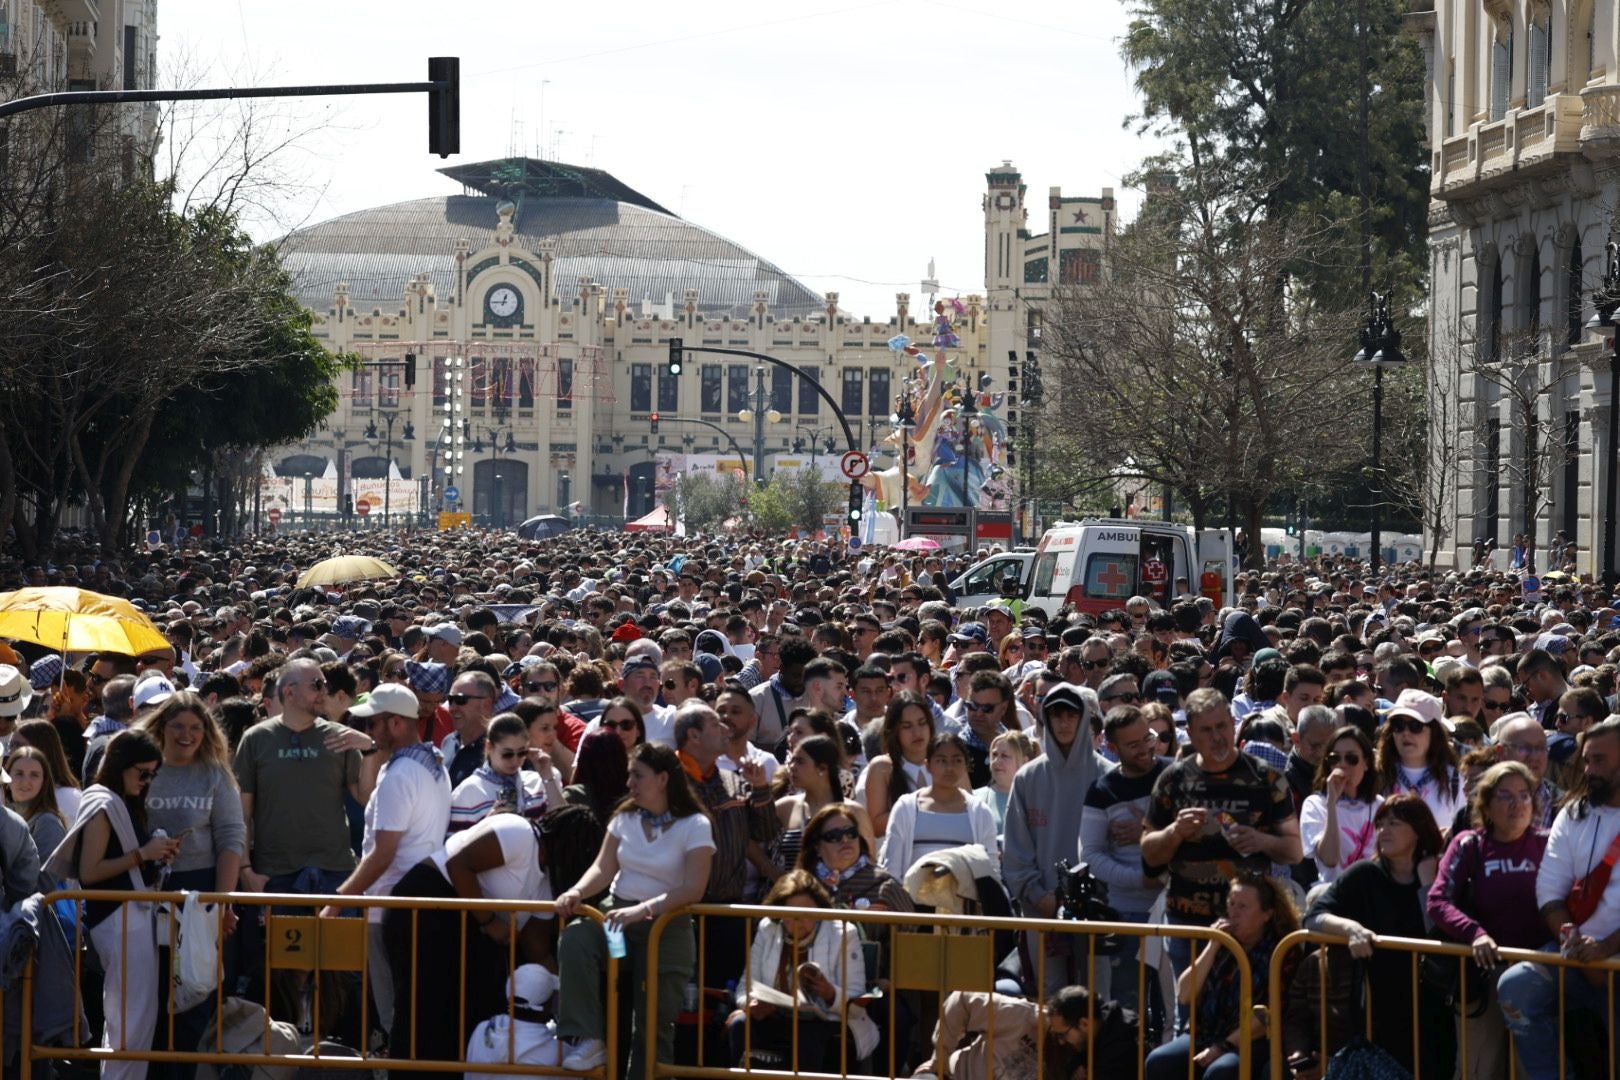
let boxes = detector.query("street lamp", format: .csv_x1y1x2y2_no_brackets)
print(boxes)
471,416,517,527
364,411,413,527
1353,292,1406,573
1589,238,1620,585
736,365,783,488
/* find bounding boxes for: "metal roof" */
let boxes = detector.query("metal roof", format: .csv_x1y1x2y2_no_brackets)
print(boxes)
279,163,823,319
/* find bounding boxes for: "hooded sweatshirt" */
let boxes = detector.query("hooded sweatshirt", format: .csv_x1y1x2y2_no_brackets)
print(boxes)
1003,705,1106,912
1210,610,1270,668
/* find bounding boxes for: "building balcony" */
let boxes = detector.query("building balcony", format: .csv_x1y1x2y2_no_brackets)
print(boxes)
37,0,97,33
1431,93,1585,201
1580,84,1620,148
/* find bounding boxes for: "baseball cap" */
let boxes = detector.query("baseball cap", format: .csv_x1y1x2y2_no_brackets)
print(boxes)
404,660,452,696
28,655,63,691
423,624,463,646
1386,688,1451,731
332,615,370,640
133,674,175,711
349,684,420,719
1041,682,1088,714
508,964,558,1010
621,654,659,676
950,622,988,645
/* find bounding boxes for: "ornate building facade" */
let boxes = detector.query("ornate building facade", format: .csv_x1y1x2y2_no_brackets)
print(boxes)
275,158,1110,527
1418,0,1619,572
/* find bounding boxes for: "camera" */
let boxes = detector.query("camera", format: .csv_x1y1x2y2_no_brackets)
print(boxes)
1053,859,1124,956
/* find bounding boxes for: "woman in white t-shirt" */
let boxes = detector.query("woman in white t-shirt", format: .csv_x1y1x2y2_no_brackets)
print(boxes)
1375,695,1462,837
383,805,604,1070
1300,726,1384,884
553,743,715,1080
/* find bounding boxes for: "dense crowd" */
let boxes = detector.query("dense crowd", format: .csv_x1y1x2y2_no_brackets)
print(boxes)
1,528,1619,1080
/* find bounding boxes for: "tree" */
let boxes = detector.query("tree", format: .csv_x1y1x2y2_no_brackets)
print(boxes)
1039,169,1369,564
672,471,746,534
1122,0,1430,303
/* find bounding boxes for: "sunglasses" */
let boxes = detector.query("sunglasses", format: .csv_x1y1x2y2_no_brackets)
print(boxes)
1082,659,1111,671
662,680,683,690
492,748,527,761
1388,717,1431,735
818,825,860,844
1325,750,1363,767
447,693,488,706
524,680,559,693
604,719,639,733
135,766,159,782
1102,693,1141,705
301,680,329,692
1482,699,1512,711
1153,730,1175,744
964,701,1002,713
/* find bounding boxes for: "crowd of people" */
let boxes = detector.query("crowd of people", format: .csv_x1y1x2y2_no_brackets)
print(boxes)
2,526,1620,1080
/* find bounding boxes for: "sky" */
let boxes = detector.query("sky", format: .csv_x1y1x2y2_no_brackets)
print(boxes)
159,0,1167,319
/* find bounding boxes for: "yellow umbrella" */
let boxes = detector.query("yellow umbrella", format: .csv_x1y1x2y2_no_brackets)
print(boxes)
0,587,171,656
297,554,399,589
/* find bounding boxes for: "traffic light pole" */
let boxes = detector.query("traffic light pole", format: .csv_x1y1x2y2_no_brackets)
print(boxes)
0,57,461,156
670,340,866,528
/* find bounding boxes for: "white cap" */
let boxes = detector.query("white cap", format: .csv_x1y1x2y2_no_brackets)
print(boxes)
133,674,176,711
508,964,557,1009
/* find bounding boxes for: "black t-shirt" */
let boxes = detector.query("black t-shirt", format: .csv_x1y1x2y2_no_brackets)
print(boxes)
1085,757,1167,810
1144,752,1295,920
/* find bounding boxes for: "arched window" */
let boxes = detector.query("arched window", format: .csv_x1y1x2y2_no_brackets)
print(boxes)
1568,240,1585,348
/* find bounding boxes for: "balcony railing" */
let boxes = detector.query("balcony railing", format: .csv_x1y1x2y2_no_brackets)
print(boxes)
1431,93,1587,199
1581,84,1620,143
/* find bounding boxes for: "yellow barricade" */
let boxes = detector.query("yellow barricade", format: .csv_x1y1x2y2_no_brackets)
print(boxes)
642,902,1252,1080
25,889,616,1080
1267,929,1620,1080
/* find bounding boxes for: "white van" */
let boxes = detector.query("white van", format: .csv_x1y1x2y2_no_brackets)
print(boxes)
1024,519,1234,617
947,550,1036,609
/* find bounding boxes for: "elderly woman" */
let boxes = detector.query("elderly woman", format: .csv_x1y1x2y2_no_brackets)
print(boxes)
726,870,878,1071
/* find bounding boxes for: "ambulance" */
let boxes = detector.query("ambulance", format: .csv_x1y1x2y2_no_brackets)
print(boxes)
1025,519,1235,616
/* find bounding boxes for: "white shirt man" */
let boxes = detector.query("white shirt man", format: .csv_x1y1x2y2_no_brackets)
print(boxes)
324,684,452,1034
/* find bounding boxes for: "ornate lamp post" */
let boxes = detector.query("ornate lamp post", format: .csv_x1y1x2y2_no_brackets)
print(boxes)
736,365,782,488
1353,292,1407,573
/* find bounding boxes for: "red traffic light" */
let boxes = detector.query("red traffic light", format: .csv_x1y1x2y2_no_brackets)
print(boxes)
650,411,660,433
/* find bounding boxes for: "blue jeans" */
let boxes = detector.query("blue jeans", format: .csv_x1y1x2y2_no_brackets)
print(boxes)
1498,947,1618,1080
1163,913,1208,1028
1145,1033,1267,1080
1102,908,1157,1015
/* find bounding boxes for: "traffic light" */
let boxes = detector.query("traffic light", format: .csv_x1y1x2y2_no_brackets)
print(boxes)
848,484,863,523
667,338,684,377
649,412,660,434
427,58,460,158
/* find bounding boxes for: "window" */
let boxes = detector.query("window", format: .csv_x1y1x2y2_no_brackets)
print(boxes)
869,368,891,417
1026,309,1044,348
1525,250,1541,338
1528,16,1551,108
630,363,652,412
1083,553,1138,600
1030,552,1058,598
379,367,399,409
658,367,679,412
727,365,749,415
469,357,487,408
1059,249,1101,285
1564,412,1581,541
1485,418,1502,531
558,359,573,408
1568,240,1585,348
701,365,722,413
771,366,794,413
799,366,820,415
432,357,448,408
842,368,864,416
351,368,372,408
518,357,535,409
1490,23,1512,121
490,357,513,411
1486,260,1504,362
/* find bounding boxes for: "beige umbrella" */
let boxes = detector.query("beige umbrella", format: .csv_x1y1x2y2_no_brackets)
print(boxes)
296,555,399,589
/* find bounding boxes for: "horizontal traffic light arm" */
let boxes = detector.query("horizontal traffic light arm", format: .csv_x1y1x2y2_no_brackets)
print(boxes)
666,344,858,454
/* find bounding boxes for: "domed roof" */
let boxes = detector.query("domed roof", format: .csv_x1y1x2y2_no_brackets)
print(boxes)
280,157,823,319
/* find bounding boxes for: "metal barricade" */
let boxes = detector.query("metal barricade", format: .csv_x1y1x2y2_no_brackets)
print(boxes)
1267,929,1620,1080
643,902,1252,1080
24,889,615,1079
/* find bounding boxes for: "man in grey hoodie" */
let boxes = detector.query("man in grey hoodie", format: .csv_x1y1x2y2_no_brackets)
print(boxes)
1002,682,1105,997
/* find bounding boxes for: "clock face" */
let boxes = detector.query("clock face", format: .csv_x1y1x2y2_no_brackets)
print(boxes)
487,286,520,319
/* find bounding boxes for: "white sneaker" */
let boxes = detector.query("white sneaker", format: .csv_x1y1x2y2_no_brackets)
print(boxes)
561,1037,606,1071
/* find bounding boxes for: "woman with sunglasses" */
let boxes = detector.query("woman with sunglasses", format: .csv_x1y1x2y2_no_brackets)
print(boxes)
1300,726,1382,884
796,802,912,912
1375,694,1462,837
449,714,564,832
47,730,183,1080
1426,761,1548,1080
593,696,646,756
995,633,1024,676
